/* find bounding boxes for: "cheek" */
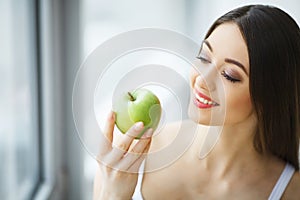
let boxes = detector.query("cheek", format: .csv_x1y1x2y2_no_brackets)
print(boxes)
225,86,253,121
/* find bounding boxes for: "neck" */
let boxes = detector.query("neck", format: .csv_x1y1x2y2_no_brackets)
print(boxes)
197,118,270,178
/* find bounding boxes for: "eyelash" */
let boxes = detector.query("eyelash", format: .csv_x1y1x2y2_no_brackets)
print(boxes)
221,71,240,83
196,56,211,64
196,56,241,83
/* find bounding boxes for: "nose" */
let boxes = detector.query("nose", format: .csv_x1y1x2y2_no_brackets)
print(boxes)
193,67,216,91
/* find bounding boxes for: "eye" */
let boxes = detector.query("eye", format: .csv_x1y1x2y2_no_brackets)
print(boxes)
221,71,240,83
196,55,211,64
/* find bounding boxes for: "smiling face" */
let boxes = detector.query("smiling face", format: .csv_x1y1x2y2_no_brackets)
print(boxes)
188,23,255,126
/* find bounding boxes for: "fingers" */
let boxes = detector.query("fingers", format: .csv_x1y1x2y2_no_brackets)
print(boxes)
116,128,153,171
113,122,144,151
107,122,145,165
98,112,153,173
97,111,116,162
127,142,151,173
103,111,115,143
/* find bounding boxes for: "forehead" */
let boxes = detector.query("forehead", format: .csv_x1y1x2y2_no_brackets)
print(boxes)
205,23,249,70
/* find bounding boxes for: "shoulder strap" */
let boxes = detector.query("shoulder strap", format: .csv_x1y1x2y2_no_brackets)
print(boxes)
132,161,145,200
268,163,295,200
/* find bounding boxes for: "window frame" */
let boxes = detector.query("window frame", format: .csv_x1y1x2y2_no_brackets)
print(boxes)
33,0,83,199
0,0,42,199
31,0,55,198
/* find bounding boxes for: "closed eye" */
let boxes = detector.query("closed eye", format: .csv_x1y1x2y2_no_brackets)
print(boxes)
196,56,211,64
221,71,240,83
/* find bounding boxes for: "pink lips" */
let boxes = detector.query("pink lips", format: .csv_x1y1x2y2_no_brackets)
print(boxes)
193,89,219,109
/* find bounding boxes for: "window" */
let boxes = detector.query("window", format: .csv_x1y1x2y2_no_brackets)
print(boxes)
0,0,41,199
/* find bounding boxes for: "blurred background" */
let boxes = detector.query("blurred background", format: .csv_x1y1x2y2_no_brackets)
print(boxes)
0,0,299,199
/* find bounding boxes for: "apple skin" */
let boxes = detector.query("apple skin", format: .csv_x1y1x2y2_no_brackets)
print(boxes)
113,88,162,138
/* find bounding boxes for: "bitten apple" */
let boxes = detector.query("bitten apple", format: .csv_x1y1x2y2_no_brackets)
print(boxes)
112,88,162,138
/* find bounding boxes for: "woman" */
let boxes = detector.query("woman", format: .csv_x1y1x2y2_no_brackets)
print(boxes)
94,5,300,199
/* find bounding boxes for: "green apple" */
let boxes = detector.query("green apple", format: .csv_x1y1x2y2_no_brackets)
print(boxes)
113,88,162,138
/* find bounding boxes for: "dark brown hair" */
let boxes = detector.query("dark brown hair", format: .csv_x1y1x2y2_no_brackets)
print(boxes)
205,5,300,170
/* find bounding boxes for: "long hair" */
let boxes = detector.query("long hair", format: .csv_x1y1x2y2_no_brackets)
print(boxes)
205,5,300,170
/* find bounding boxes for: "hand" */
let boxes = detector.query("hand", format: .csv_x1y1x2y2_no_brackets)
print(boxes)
94,111,153,200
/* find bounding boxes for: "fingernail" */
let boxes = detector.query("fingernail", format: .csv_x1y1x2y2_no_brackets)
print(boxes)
142,128,153,138
134,122,144,131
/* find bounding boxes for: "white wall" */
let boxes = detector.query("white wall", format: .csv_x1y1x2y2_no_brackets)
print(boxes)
188,0,300,42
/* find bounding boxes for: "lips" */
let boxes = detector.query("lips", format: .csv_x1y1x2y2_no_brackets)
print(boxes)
193,89,219,109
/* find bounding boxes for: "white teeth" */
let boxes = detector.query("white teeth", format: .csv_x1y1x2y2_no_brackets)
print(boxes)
195,93,215,105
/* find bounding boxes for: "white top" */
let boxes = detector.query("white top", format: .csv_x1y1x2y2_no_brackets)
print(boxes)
268,163,295,200
132,161,145,200
132,163,295,200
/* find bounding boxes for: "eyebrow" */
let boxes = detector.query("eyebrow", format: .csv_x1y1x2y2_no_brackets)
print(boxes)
203,40,213,52
203,40,248,76
225,58,248,76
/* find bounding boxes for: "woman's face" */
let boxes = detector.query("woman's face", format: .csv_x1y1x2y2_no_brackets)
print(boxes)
188,23,255,126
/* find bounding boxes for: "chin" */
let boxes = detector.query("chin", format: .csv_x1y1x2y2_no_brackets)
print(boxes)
188,102,211,126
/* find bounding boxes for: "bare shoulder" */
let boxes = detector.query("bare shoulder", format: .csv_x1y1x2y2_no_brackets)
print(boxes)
282,170,300,199
146,119,208,171
142,120,210,199
149,119,201,152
